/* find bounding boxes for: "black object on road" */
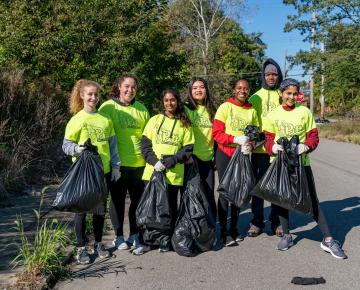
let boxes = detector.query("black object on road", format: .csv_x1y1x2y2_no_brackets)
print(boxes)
171,162,216,257
53,139,107,215
291,276,326,285
136,171,172,246
217,146,256,208
250,135,314,215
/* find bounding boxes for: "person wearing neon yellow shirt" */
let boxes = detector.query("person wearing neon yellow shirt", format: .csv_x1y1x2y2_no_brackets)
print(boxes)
248,58,284,238
185,77,217,218
263,78,347,259
99,74,150,252
213,79,259,247
62,80,121,264
135,88,194,254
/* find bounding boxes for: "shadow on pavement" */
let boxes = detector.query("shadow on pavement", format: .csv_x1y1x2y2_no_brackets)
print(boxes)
288,196,360,245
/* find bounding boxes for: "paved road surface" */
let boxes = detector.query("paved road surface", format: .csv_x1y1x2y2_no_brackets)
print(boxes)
56,139,360,290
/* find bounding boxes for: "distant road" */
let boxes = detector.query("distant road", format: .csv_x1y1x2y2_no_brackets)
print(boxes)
57,139,360,290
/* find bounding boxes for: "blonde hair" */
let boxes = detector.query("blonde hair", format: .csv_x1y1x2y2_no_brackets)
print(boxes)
69,79,101,114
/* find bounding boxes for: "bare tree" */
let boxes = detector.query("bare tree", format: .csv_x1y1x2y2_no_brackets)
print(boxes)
168,0,245,75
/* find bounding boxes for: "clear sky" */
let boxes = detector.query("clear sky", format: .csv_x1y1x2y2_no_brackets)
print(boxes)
239,0,310,81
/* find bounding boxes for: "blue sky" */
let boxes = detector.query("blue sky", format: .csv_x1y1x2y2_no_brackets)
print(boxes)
239,0,310,81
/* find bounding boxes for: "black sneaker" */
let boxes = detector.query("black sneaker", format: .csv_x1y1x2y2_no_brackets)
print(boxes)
224,235,237,247
76,247,90,264
321,239,347,259
93,242,110,258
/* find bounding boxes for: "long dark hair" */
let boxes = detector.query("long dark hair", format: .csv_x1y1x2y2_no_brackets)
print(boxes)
108,73,139,99
187,77,216,121
162,88,191,128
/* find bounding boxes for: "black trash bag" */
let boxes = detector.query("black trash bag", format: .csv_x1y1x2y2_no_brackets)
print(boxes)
136,171,172,246
171,162,216,257
217,146,256,208
250,136,314,215
53,139,107,214
244,125,265,149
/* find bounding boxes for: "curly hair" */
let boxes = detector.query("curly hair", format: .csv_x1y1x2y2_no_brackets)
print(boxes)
69,79,101,114
162,88,191,128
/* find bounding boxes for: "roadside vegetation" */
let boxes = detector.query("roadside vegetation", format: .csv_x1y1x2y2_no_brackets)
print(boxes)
318,119,360,145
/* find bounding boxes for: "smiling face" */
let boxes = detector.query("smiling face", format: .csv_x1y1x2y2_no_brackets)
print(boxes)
191,80,207,104
81,85,99,113
119,77,137,104
163,92,178,117
233,80,250,104
281,85,298,107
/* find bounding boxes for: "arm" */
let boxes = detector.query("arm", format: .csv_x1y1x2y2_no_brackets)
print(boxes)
174,144,193,163
141,135,159,166
109,135,121,167
264,131,276,156
212,119,235,145
62,138,80,157
304,128,319,152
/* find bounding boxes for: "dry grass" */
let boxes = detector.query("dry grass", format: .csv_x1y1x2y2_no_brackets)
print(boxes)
318,120,360,145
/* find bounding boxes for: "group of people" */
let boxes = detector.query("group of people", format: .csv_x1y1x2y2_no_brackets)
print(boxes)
62,58,347,265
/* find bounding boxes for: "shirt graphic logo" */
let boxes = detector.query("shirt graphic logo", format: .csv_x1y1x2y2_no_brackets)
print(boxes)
262,102,278,117
83,123,108,142
155,127,180,146
118,116,142,129
229,111,248,131
192,114,212,128
274,120,303,137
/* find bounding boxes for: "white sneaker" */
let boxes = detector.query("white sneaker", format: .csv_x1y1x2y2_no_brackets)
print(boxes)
159,244,170,253
112,235,129,250
133,245,151,256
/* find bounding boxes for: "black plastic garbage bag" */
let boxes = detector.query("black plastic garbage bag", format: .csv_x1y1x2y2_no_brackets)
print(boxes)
217,146,256,208
53,139,107,214
171,163,216,257
136,171,172,246
250,136,313,215
244,125,265,149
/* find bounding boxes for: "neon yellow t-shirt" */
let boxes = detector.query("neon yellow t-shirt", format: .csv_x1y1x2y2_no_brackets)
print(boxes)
64,110,115,174
142,114,194,186
214,102,259,146
99,99,150,167
263,104,317,166
249,88,281,153
185,105,213,161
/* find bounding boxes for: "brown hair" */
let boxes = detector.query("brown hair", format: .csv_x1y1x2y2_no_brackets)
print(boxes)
108,73,139,99
69,79,101,114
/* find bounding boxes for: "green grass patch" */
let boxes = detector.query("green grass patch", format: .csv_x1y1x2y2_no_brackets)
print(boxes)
318,120,360,145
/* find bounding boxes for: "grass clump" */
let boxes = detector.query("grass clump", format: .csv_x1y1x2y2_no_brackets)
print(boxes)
12,189,70,288
318,120,360,144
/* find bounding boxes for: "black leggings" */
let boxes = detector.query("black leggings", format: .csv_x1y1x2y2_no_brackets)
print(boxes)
184,156,217,218
108,166,145,237
279,166,331,237
216,149,240,238
74,173,110,247
251,153,282,229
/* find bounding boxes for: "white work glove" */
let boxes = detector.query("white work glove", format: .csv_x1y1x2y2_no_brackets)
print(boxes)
75,144,85,154
233,136,249,146
154,161,166,172
272,144,284,155
241,144,252,155
296,144,309,155
111,167,121,182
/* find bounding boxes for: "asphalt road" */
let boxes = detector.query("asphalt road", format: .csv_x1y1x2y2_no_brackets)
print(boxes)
56,139,360,290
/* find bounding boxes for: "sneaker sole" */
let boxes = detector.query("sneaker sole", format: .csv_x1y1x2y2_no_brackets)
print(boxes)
320,243,347,259
225,241,237,247
276,242,294,251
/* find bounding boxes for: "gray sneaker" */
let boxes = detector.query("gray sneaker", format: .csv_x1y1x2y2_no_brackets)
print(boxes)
76,247,90,264
127,233,140,249
224,235,237,247
133,245,152,256
321,239,347,259
112,235,129,250
276,234,294,251
93,242,110,258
